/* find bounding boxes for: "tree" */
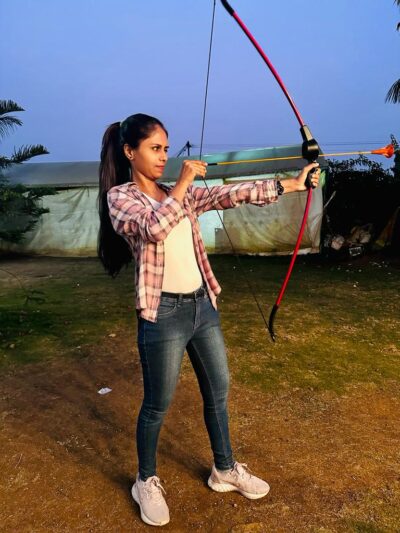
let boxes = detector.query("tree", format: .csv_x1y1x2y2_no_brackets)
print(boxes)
0,100,55,244
0,100,49,169
385,0,400,103
324,156,399,237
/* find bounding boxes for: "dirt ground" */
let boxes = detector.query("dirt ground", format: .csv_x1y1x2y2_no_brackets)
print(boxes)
1,258,400,532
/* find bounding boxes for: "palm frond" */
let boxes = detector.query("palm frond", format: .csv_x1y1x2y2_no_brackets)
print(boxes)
0,100,24,116
394,0,400,31
0,156,12,169
385,79,400,103
0,116,23,138
9,144,49,164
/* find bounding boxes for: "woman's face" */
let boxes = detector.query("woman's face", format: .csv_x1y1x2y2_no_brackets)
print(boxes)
130,125,169,181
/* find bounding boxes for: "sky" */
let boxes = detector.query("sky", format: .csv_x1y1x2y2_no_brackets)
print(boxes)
0,0,399,167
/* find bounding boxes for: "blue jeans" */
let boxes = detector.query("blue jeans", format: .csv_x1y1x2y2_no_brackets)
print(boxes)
136,286,234,480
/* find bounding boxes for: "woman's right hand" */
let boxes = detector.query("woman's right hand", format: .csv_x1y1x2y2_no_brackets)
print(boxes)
177,160,208,185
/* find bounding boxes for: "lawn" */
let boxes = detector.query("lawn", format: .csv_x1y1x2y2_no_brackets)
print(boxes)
0,254,399,532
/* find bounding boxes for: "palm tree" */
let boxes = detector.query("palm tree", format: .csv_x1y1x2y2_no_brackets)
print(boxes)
0,100,52,244
0,99,48,169
386,0,400,103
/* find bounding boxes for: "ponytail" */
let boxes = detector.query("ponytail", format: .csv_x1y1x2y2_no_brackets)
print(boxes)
98,122,132,277
98,114,168,277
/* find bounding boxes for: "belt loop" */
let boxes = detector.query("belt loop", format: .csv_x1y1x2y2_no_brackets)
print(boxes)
178,294,183,306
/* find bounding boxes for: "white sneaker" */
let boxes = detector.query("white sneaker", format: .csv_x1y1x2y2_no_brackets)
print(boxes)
208,462,270,500
131,474,170,527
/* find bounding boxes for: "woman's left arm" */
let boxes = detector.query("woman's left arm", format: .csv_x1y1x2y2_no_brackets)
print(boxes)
190,179,279,216
191,162,321,215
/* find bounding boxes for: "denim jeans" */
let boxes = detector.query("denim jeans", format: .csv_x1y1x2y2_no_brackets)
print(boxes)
136,286,234,480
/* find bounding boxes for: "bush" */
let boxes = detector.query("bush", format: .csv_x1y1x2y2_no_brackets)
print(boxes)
0,179,56,243
324,156,400,238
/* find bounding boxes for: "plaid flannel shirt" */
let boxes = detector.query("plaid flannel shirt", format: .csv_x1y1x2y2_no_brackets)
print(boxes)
107,179,279,322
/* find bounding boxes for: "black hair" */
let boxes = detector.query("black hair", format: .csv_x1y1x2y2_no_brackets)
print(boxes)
98,113,167,277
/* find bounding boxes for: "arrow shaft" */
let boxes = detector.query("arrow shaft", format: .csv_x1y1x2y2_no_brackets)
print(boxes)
208,150,377,166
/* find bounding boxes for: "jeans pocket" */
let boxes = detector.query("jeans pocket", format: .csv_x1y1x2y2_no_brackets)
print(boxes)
157,297,178,319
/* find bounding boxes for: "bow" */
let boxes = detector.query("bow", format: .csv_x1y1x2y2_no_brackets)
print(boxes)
220,0,320,341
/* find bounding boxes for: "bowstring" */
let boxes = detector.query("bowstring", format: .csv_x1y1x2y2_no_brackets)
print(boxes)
198,0,270,333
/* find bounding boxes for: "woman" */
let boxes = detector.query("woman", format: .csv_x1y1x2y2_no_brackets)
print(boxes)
98,113,320,527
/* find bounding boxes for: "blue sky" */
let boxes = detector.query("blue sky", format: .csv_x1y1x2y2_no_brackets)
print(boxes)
0,0,399,166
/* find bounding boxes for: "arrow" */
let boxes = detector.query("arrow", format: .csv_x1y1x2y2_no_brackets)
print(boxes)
207,143,395,166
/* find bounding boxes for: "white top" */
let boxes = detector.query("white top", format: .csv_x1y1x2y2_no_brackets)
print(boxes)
143,193,203,293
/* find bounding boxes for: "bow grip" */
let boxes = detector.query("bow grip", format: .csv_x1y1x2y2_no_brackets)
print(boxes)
300,125,320,190
305,166,318,189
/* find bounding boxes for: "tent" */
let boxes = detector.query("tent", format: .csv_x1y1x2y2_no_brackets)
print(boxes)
0,145,327,257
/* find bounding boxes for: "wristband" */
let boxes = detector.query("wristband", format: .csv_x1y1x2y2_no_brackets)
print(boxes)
276,180,284,195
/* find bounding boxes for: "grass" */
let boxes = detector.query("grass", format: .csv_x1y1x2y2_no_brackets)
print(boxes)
0,255,399,393
0,259,136,365
215,254,400,392
1,254,399,531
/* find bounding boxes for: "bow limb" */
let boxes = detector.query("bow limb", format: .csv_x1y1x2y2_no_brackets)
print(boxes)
220,0,320,341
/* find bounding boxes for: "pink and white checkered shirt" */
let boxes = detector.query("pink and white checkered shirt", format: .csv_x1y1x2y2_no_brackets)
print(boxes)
107,179,279,322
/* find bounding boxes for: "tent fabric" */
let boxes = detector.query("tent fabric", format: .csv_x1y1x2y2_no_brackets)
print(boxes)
0,188,99,256
4,161,99,188
215,185,323,255
1,145,327,257
4,144,328,187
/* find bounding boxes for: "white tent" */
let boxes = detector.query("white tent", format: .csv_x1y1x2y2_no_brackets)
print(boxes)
1,145,327,256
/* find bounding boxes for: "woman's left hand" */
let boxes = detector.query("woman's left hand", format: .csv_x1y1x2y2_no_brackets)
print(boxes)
295,162,321,191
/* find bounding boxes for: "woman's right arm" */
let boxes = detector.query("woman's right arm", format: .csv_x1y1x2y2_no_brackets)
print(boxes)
108,160,207,242
169,159,208,203
107,188,186,243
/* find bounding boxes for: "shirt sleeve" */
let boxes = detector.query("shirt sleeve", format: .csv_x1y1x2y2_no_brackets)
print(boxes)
107,188,186,243
190,179,279,216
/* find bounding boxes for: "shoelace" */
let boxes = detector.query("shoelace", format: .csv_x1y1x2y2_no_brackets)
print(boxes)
231,462,253,480
142,476,166,502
